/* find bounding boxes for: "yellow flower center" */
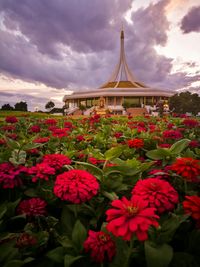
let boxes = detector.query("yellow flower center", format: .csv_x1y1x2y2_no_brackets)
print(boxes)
126,205,138,215
99,234,108,242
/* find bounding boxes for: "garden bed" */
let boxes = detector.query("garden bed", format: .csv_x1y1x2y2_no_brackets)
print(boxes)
0,114,200,267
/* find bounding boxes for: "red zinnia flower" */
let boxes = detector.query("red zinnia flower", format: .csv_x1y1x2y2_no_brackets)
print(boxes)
106,196,159,241
5,116,18,123
114,132,123,138
183,195,200,227
132,178,179,214
128,138,144,149
1,125,16,131
28,163,55,182
52,128,69,138
6,133,17,140
29,125,41,133
171,157,200,182
183,119,199,128
163,130,183,140
16,233,37,248
53,169,99,204
76,135,85,142
64,121,73,128
88,157,104,165
17,198,47,217
0,163,27,188
42,154,71,170
44,118,57,125
33,137,50,143
0,138,6,145
189,140,199,148
84,230,116,263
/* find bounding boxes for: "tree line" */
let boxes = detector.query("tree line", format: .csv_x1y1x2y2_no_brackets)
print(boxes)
1,92,200,115
1,101,28,111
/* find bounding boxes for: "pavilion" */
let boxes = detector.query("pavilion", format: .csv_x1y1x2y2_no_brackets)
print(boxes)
63,30,174,115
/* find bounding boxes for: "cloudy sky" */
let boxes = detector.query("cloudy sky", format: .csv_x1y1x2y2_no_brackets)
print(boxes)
0,0,200,111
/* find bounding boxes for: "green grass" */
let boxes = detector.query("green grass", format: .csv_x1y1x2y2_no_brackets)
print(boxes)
0,111,64,120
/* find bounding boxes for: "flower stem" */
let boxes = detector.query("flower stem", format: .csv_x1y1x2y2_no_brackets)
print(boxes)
184,179,188,194
123,238,134,267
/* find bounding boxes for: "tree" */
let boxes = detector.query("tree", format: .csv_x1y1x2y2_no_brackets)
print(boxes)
14,101,28,111
169,91,200,115
1,103,14,110
45,101,55,112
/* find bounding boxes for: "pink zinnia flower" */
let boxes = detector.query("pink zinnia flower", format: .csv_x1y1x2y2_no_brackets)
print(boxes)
76,135,85,142
114,132,123,138
189,140,199,148
42,154,71,170
0,163,27,188
53,169,99,204
163,130,182,140
29,125,41,133
17,198,47,217
5,116,18,123
28,163,55,182
1,125,15,131
106,196,159,241
132,178,179,214
84,230,116,263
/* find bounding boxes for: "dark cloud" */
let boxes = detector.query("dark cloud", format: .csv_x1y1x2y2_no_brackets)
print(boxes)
1,0,131,56
181,6,200,33
0,0,199,97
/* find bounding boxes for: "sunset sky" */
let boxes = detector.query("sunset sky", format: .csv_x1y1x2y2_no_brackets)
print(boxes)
0,0,200,111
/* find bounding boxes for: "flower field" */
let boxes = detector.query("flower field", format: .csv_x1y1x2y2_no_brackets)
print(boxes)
0,113,200,267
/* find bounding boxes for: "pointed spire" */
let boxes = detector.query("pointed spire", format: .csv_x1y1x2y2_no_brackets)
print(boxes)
100,29,147,89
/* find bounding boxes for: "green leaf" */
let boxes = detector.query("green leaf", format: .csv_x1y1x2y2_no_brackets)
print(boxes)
146,148,171,160
6,199,21,218
158,214,185,243
0,203,7,219
3,258,33,267
104,146,124,160
183,148,195,158
109,238,129,267
24,188,38,197
0,240,18,264
169,139,190,154
9,149,27,165
72,220,87,251
60,205,76,236
145,241,173,267
74,161,103,180
102,191,119,201
23,143,43,150
64,255,83,267
170,252,199,267
57,235,74,250
46,246,64,263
